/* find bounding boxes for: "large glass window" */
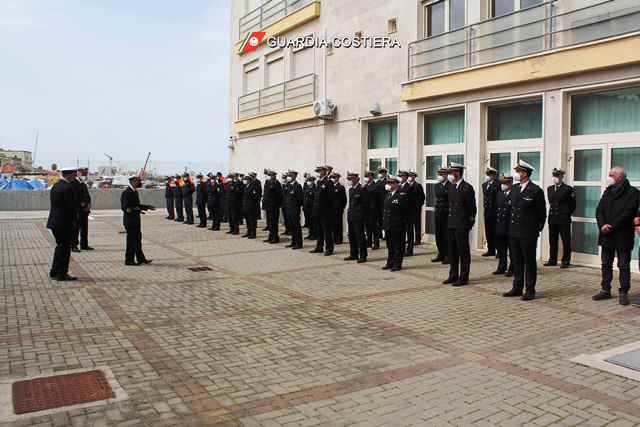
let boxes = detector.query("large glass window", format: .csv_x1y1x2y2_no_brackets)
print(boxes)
521,0,543,8
611,148,640,181
447,154,464,166
369,158,382,173
426,1,445,37
488,101,543,141
387,158,398,176
517,152,540,181
424,0,465,37
243,60,260,94
368,121,397,149
490,152,512,177
571,87,640,136
574,149,602,182
426,156,443,179
572,222,599,255
450,0,465,30
492,0,514,17
426,210,437,235
574,187,600,218
425,110,465,146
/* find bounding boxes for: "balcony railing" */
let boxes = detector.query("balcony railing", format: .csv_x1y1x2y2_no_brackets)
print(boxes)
239,0,316,40
408,0,640,81
238,73,316,120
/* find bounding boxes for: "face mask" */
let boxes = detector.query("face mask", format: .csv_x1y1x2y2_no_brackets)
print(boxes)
552,177,561,185
408,177,415,183
378,174,385,180
242,180,248,185
331,178,337,183
512,173,521,183
500,184,509,192
484,176,491,182
384,184,392,191
286,176,293,182
438,175,446,183
606,176,616,187
447,174,455,184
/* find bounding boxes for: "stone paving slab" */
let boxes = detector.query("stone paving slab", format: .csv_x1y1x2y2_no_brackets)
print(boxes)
2,214,640,426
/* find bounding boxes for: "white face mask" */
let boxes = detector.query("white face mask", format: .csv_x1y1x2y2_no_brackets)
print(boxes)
384,184,392,192
606,176,616,187
242,179,248,185
552,177,561,185
447,174,455,184
512,173,521,183
286,176,293,182
501,184,509,192
438,175,446,183
484,176,491,182
408,177,415,183
331,178,337,183
378,174,385,180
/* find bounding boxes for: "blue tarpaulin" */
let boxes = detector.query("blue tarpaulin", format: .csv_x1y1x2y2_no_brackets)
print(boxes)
0,179,36,191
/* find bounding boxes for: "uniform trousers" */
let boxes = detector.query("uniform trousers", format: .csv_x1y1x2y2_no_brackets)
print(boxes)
548,223,572,264
50,228,72,277
510,237,538,292
385,228,405,268
601,247,631,293
413,209,422,244
125,225,146,264
166,197,175,219
175,198,184,221
315,216,334,252
334,210,345,244
495,233,513,272
289,209,303,247
184,197,194,223
348,218,367,260
448,228,471,282
79,211,90,248
197,202,207,226
266,207,280,241
484,213,497,253
434,215,448,259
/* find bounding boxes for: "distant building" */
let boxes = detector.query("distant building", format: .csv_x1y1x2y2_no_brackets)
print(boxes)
0,149,33,170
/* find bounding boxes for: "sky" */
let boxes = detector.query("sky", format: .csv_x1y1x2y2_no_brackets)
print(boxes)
0,0,230,175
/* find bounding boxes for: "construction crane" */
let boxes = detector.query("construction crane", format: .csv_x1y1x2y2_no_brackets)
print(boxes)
104,153,113,171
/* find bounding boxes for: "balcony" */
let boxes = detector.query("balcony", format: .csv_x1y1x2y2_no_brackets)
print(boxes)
407,0,640,82
239,0,317,41
238,73,316,120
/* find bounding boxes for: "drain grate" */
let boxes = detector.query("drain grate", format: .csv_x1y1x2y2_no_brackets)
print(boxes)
12,370,115,415
188,266,213,272
605,349,640,372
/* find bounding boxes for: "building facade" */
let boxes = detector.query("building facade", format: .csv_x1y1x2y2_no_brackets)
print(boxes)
0,149,33,170
229,0,640,267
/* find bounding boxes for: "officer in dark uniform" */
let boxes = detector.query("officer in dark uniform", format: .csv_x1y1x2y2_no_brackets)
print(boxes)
364,171,381,250
494,175,514,276
195,174,208,228
503,160,547,301
344,172,368,263
121,175,154,266
223,174,234,230
331,172,347,245
182,173,195,225
431,168,450,264
263,169,283,243
382,176,409,272
376,168,388,240
174,174,184,222
303,173,317,240
399,170,417,257
47,167,78,281
165,176,175,220
443,163,477,287
311,166,335,256
544,168,576,268
70,172,82,252
281,172,292,236
229,173,244,235
482,167,500,257
207,173,223,231
409,171,426,246
284,170,304,249
242,172,262,239
76,168,93,251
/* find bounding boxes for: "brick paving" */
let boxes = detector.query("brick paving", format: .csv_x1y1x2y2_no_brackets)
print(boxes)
2,214,640,426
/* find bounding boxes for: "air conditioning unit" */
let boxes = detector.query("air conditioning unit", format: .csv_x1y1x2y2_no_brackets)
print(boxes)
313,99,336,120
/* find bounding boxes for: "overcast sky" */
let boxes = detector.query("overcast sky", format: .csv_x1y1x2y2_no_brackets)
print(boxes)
0,0,230,174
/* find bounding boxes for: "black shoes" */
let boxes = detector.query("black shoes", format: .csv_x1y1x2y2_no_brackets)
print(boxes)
382,264,392,270
71,247,81,253
521,292,536,301
481,251,495,257
492,270,506,275
372,244,380,250
125,261,140,266
357,259,367,264
57,274,77,282
139,259,153,265
291,245,302,250
310,248,323,254
391,267,402,272
344,256,357,261
80,246,95,251
543,260,557,267
443,277,457,285
324,251,334,256
560,263,570,269
503,289,523,297
620,293,630,306
505,271,514,277
452,281,468,287
431,257,443,263
592,291,612,301
441,259,450,265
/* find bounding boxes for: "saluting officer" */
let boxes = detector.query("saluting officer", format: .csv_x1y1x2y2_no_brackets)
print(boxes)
398,170,417,257
195,174,208,228
303,173,317,240
544,168,576,269
443,163,476,287
182,173,195,225
284,170,304,249
382,176,409,272
364,171,381,250
121,175,154,266
47,166,78,281
344,172,368,263
503,160,547,301
482,167,500,257
165,176,175,220
431,168,450,264
174,174,185,222
494,175,514,276
242,173,262,239
409,171,426,246
311,166,335,256
331,172,347,245
207,173,223,231
263,169,283,243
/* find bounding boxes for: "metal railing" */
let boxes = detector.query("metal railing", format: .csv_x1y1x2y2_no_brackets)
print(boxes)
239,0,316,40
238,73,316,120
408,0,640,81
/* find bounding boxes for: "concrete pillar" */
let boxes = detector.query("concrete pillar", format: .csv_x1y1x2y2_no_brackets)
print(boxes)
466,102,483,251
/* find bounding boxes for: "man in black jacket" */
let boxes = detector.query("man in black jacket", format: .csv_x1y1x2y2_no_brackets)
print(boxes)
70,173,82,253
174,175,184,222
382,176,408,272
76,168,93,250
503,160,547,301
182,173,195,225
344,172,368,263
544,168,576,268
284,171,304,249
47,167,78,281
207,173,223,231
281,172,291,236
494,175,513,276
228,173,244,235
303,174,316,240
311,166,335,256
376,167,388,240
364,171,380,250
165,176,175,220
331,172,347,245
263,169,283,243
443,163,477,287
195,174,208,228
593,167,640,305
242,173,262,239
409,171,426,246
482,167,500,257
432,168,450,264
399,170,417,257
121,176,154,266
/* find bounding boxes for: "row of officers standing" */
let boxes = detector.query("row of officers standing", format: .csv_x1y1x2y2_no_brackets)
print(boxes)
164,161,640,305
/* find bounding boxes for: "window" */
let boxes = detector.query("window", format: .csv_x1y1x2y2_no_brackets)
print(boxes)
424,0,465,37
243,60,260,94
425,156,443,208
572,222,599,255
572,148,603,256
368,120,398,149
488,100,543,141
612,148,640,181
490,152,511,177
266,51,284,87
571,86,640,136
491,0,542,18
425,110,465,145
573,149,602,182
426,1,445,36
387,158,398,176
447,154,464,166
387,18,398,34
369,159,382,173
517,152,540,181
293,46,314,78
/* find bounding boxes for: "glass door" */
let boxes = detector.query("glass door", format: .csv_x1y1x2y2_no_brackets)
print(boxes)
488,149,541,182
368,157,398,176
424,151,465,240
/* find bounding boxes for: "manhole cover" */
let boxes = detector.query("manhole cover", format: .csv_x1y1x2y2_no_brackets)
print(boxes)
13,370,114,415
606,349,640,372
188,266,213,272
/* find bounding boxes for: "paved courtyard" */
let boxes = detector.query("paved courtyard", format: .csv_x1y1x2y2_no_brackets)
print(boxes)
3,213,640,426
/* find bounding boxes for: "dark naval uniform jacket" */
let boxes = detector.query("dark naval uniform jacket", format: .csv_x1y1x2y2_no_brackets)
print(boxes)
383,190,409,232
482,179,500,218
434,181,451,219
495,190,512,236
313,176,334,218
447,180,477,230
509,181,547,239
347,183,368,222
47,179,76,235
547,183,576,225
